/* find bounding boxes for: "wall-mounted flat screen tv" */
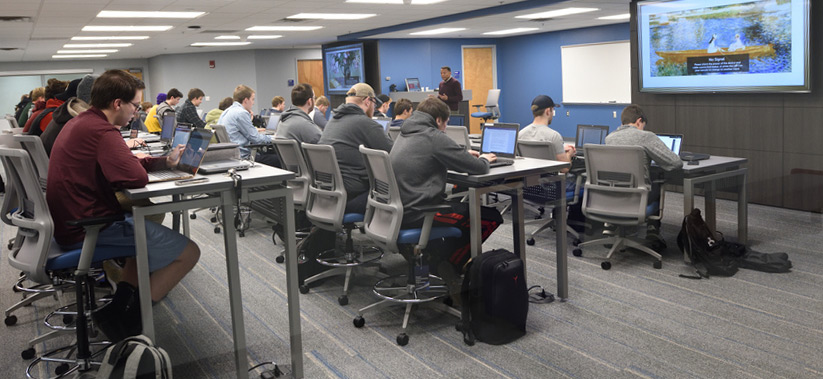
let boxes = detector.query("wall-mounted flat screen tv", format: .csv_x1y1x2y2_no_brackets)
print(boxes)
323,43,365,94
638,0,810,93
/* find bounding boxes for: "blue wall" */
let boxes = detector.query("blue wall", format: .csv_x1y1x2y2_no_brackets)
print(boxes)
376,23,630,138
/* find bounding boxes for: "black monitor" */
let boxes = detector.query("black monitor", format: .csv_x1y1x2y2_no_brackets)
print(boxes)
575,124,609,149
160,114,176,143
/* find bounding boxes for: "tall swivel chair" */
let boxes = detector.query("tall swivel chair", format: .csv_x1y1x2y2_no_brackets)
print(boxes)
470,89,501,124
388,126,401,141
573,145,663,270
444,125,471,149
1,146,133,377
14,135,49,189
271,138,312,263
354,146,462,346
300,143,383,306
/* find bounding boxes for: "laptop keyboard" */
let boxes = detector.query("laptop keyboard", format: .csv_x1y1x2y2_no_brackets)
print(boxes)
149,170,187,181
489,157,514,168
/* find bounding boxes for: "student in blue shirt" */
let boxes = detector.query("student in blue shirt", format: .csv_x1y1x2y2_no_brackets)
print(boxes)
217,85,279,167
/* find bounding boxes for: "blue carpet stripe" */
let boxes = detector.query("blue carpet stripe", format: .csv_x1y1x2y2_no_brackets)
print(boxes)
309,349,348,379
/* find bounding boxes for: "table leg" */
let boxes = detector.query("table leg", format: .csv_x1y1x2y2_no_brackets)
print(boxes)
219,191,248,378
511,187,526,277
739,170,748,244
469,187,481,257
132,207,155,341
705,181,717,233
282,195,304,378
555,175,568,301
683,178,695,263
172,195,181,233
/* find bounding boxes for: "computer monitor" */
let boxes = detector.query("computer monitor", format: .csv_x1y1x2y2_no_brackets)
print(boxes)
373,118,391,133
405,78,421,92
160,114,176,143
575,124,609,148
447,115,465,126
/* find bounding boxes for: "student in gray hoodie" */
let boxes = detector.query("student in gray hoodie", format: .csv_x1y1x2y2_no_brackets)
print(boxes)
275,83,322,144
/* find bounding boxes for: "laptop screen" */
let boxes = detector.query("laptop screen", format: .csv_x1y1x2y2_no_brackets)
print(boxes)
267,114,281,131
656,134,683,155
374,118,390,133
160,114,176,142
177,128,213,175
480,123,519,158
448,115,465,126
170,126,191,149
260,108,270,117
575,124,609,148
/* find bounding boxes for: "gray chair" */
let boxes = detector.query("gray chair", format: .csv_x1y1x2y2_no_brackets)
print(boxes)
270,138,312,263
470,89,501,123
354,145,462,346
300,143,383,306
14,135,49,189
212,124,231,143
574,144,663,270
388,126,401,141
444,125,470,149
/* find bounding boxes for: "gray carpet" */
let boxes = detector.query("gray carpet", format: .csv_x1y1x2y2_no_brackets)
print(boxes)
2,191,822,378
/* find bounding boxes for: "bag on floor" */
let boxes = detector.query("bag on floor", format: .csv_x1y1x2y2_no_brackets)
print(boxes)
739,250,792,273
460,249,528,346
677,209,739,278
97,335,172,379
296,227,337,285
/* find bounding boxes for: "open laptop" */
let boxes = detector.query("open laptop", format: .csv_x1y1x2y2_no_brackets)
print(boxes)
159,114,176,144
147,128,213,183
373,118,391,133
575,124,609,156
480,123,519,168
656,133,711,161
264,114,281,135
260,108,270,117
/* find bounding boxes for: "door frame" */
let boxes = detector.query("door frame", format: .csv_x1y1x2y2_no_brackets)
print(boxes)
460,44,498,91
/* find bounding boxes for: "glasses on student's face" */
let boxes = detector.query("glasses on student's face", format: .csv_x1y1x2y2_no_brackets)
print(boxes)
124,99,141,113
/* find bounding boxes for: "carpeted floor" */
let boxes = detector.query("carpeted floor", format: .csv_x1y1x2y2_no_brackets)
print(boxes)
2,191,821,378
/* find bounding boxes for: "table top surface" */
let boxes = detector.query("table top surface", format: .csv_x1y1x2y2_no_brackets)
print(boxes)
123,164,294,199
448,156,570,183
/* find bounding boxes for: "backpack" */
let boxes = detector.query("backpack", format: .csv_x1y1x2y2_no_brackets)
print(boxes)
459,249,528,346
97,335,172,379
677,209,739,278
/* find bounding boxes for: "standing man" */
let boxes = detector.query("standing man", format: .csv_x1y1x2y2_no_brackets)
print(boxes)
437,66,463,112
390,98,413,127
518,95,575,173
310,96,330,130
275,83,322,145
177,88,206,128
217,85,279,167
47,69,200,341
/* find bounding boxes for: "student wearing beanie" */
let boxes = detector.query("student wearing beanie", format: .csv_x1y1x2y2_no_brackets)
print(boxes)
76,74,96,103
40,76,97,155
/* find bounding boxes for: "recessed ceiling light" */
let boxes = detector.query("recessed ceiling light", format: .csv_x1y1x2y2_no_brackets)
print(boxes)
53,54,108,59
190,42,252,47
483,27,539,36
287,13,376,20
410,27,465,36
215,35,241,40
598,13,631,20
516,7,599,19
245,26,323,32
71,36,150,41
82,25,173,32
96,10,205,19
57,49,119,54
63,43,132,48
345,0,446,3
247,35,283,40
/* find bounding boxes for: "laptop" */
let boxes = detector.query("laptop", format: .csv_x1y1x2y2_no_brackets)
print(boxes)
656,133,711,161
480,123,520,168
575,124,609,156
147,128,213,183
159,113,176,144
260,108,270,117
199,159,252,174
264,114,281,135
447,115,465,126
373,118,391,133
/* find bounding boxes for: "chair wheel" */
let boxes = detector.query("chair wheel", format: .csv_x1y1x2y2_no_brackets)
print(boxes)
21,347,35,360
55,363,71,376
572,238,581,246
189,214,197,220
299,285,309,294
396,333,409,346
601,261,611,270
214,227,221,234
572,248,582,257
275,255,285,264
5,315,17,326
210,217,218,223
443,297,453,307
653,261,662,269
526,238,535,246
338,295,348,306
353,316,365,328
62,314,74,325
239,231,245,238
7,243,12,250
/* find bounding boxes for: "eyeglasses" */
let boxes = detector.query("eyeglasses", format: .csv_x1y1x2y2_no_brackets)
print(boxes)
122,99,141,113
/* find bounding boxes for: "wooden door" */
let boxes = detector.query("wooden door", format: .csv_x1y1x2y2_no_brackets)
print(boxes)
297,60,324,97
462,47,495,134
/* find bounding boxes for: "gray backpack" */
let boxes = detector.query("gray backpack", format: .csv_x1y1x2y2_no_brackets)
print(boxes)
97,335,172,379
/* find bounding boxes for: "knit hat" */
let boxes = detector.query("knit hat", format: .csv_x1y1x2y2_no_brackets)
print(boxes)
55,78,81,102
156,93,167,104
76,75,97,103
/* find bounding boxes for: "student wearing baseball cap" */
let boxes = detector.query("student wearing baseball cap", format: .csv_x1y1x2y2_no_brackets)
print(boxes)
518,94,575,173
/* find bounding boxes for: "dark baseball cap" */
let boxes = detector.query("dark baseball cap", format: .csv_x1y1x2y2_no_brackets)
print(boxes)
531,95,560,112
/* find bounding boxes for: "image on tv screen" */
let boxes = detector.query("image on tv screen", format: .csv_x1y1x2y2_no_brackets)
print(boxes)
638,0,809,93
325,44,364,93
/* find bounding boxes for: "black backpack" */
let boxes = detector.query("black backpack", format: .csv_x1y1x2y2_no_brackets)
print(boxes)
96,335,172,379
677,209,739,278
460,249,528,346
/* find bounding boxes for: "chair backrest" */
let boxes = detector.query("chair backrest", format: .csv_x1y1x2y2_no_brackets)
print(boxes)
212,124,231,143
485,89,501,108
582,144,649,225
301,143,347,232
13,135,49,188
516,140,558,160
388,126,401,141
272,139,310,208
0,146,54,284
444,125,470,149
359,145,403,254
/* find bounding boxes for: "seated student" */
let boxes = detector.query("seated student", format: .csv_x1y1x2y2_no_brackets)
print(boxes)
271,96,286,114
390,98,413,127
217,85,279,167
275,83,322,145
310,96,330,130
318,83,393,214
143,93,166,133
156,88,182,118
176,88,207,128
390,97,501,304
518,95,575,173
373,94,392,118
205,97,233,128
41,74,97,155
23,78,67,134
605,104,683,242
47,69,200,341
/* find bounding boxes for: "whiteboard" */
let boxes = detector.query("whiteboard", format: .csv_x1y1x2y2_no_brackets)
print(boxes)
561,41,631,104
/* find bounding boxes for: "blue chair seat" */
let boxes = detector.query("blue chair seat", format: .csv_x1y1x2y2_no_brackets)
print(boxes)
343,213,364,224
397,226,462,245
646,201,660,217
471,111,492,119
46,242,135,272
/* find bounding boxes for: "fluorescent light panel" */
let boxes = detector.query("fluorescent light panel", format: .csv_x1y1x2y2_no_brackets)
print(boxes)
190,42,251,46
57,49,119,54
287,13,376,20
598,13,631,20
63,43,132,48
410,27,465,35
215,35,240,40
483,27,538,35
82,25,173,32
516,7,598,19
346,0,446,3
246,26,323,31
71,36,149,41
53,54,108,59
97,10,205,19
247,35,282,40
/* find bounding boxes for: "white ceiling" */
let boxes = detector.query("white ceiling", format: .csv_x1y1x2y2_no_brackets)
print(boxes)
0,0,631,62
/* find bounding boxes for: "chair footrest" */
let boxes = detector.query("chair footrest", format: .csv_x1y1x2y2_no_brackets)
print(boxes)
372,275,449,304
316,246,383,268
